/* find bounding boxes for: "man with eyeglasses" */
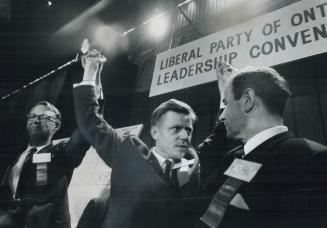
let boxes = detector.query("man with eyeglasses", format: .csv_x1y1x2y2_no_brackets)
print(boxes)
0,101,90,228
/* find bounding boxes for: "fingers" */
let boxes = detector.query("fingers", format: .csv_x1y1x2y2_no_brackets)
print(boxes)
81,49,107,68
216,62,232,75
216,61,238,80
85,49,103,59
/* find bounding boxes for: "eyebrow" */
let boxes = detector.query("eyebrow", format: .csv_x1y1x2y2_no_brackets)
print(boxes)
170,124,193,129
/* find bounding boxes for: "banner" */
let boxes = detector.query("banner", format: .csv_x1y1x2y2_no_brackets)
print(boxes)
150,0,327,97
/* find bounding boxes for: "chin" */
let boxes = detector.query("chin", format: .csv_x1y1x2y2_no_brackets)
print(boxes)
175,150,187,159
226,130,236,139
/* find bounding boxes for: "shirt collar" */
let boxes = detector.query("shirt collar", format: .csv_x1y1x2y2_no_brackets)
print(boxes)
151,147,187,170
27,144,49,153
244,126,288,156
151,147,167,168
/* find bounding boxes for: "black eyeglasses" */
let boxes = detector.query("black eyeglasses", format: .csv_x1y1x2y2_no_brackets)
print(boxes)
27,114,58,123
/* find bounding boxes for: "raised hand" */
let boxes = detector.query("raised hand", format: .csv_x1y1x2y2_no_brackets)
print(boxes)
81,49,106,74
81,48,106,79
216,62,238,107
81,49,107,99
216,62,238,89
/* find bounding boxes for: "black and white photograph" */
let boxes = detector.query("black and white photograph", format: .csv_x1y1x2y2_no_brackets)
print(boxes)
0,0,327,227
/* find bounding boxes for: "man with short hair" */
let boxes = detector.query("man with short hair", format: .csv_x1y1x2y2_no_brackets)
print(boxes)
73,51,200,228
0,101,89,228
200,66,327,228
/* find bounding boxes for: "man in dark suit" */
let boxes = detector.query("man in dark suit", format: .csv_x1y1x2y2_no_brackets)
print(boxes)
0,101,89,228
73,50,200,228
199,65,327,228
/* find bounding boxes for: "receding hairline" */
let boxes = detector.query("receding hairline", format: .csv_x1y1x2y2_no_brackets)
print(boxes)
150,99,197,127
29,101,61,122
155,110,195,127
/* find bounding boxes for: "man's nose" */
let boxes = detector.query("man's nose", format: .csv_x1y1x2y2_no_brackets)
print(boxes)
32,117,41,123
179,129,190,140
218,108,226,122
34,116,41,123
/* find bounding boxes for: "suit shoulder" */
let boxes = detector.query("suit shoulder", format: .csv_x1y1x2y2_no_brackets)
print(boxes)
53,138,69,145
124,136,147,148
123,136,150,158
279,136,327,154
43,139,69,154
53,138,69,148
302,138,327,153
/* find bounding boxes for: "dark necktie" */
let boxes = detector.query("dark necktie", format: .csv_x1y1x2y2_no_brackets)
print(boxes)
163,159,180,188
233,146,245,159
163,159,173,181
25,147,37,163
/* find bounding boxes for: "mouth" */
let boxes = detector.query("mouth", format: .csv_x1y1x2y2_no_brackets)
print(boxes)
29,124,41,129
176,144,189,150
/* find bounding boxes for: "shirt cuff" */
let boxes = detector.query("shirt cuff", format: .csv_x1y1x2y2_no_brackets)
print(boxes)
73,81,96,88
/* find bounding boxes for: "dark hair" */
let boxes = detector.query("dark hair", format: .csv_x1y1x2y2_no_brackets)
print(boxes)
150,99,197,126
30,101,62,123
230,67,291,116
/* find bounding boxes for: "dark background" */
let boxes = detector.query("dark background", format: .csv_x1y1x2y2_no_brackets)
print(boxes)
0,0,326,153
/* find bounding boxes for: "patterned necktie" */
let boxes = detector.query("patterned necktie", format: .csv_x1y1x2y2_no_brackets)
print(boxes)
24,147,37,163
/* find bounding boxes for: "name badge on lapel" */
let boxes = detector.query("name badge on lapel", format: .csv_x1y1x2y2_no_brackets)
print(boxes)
201,159,262,228
224,158,262,182
32,153,51,163
33,153,52,186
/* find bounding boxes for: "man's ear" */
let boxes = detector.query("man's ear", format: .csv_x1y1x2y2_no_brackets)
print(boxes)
242,88,255,113
53,122,61,134
150,126,158,140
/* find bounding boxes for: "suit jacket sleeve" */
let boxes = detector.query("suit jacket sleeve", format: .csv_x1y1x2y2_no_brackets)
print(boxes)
197,121,239,185
73,85,123,167
63,128,91,170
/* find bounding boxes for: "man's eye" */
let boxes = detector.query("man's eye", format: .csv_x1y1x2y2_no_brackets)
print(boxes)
27,114,37,119
172,127,180,132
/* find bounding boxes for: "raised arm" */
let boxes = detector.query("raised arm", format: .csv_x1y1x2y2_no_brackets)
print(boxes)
63,129,90,171
216,61,238,111
197,62,239,184
73,49,123,167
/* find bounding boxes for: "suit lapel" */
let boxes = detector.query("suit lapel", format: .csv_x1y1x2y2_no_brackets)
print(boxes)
1,146,26,188
201,145,243,190
147,153,168,185
36,143,53,154
202,131,294,190
15,143,54,197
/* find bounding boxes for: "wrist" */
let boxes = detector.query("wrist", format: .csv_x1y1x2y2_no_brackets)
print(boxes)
82,68,97,81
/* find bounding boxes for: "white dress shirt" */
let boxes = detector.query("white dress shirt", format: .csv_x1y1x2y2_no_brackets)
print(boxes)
151,147,195,187
151,147,191,171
